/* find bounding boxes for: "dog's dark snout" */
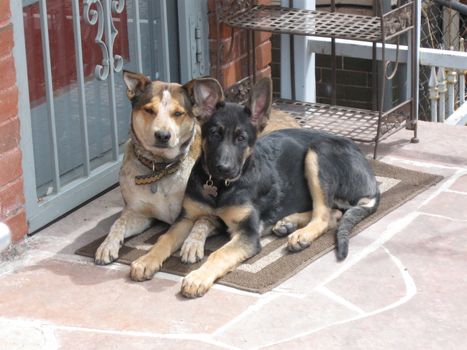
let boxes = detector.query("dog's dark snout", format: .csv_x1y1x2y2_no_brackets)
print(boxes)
216,163,233,175
154,130,171,143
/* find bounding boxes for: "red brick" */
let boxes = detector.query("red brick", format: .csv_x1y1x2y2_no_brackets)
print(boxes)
0,177,25,218
208,13,234,40
0,54,16,91
0,117,20,153
207,0,272,89
220,57,250,88
255,40,272,70
0,0,10,27
5,209,28,241
0,85,18,123
0,24,14,56
255,31,272,44
0,148,22,187
209,32,249,66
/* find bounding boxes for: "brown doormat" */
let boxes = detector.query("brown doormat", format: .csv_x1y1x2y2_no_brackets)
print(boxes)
76,161,442,293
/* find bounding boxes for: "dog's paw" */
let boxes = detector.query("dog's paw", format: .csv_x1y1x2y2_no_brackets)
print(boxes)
95,239,121,265
181,269,213,298
272,219,298,237
130,254,161,282
287,229,312,252
180,239,205,264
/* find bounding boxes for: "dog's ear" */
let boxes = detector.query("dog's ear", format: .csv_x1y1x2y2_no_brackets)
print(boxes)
184,77,224,122
249,78,272,132
123,70,151,100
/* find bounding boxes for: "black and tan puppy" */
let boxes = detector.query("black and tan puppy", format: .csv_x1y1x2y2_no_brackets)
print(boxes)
130,77,380,298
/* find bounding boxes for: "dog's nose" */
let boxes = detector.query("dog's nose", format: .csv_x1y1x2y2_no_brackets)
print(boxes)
154,131,171,143
216,163,233,175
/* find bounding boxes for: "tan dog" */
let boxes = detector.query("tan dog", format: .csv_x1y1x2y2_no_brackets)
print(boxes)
95,71,298,265
94,71,221,264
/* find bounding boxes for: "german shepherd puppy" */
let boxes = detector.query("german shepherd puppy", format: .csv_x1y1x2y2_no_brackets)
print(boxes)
94,71,298,265
130,77,380,298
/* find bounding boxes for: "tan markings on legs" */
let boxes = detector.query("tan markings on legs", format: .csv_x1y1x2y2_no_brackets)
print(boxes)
180,217,220,264
95,209,152,265
216,205,252,229
181,233,257,298
273,209,343,237
180,205,255,297
183,197,214,218
130,197,212,281
272,211,313,237
288,150,332,252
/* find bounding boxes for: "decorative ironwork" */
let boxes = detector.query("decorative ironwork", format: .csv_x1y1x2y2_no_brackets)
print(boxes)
382,2,413,38
384,37,401,80
83,0,125,81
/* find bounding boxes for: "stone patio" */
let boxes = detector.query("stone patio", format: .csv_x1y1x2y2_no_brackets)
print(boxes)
1,121,466,349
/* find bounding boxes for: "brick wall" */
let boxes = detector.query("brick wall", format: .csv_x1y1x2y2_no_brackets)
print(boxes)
0,0,28,241
315,55,374,110
207,0,272,90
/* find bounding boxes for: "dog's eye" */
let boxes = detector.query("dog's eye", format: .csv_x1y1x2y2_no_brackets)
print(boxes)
144,107,153,114
236,134,246,142
174,111,184,117
209,128,221,138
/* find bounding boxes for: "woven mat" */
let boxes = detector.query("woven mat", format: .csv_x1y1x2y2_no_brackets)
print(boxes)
76,161,442,293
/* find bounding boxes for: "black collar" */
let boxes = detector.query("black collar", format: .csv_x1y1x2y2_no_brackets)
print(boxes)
130,125,195,185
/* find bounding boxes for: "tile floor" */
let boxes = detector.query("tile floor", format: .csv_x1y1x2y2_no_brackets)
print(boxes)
1,121,466,349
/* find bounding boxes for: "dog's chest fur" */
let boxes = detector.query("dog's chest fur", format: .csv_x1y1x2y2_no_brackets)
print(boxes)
119,142,196,224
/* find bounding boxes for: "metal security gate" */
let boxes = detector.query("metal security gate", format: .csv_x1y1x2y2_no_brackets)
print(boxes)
11,0,209,232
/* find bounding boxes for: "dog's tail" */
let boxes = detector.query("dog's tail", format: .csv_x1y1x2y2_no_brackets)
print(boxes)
336,195,380,261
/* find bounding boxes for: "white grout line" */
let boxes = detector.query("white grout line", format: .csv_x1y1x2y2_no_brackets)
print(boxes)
42,325,58,350
258,245,417,349
316,286,365,315
382,156,466,171
212,292,281,337
313,211,420,291
382,246,417,301
445,189,467,196
417,212,467,223
419,169,467,207
0,317,241,350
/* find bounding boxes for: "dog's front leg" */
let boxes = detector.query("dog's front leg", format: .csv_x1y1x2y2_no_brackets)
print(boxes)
95,209,152,265
181,233,258,298
181,205,259,298
130,217,195,281
180,217,221,264
130,197,213,281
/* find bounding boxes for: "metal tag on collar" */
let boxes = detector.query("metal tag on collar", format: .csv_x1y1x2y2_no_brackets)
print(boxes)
203,175,218,197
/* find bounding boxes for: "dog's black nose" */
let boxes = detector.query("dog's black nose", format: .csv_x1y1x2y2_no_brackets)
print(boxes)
154,131,171,143
216,164,233,175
